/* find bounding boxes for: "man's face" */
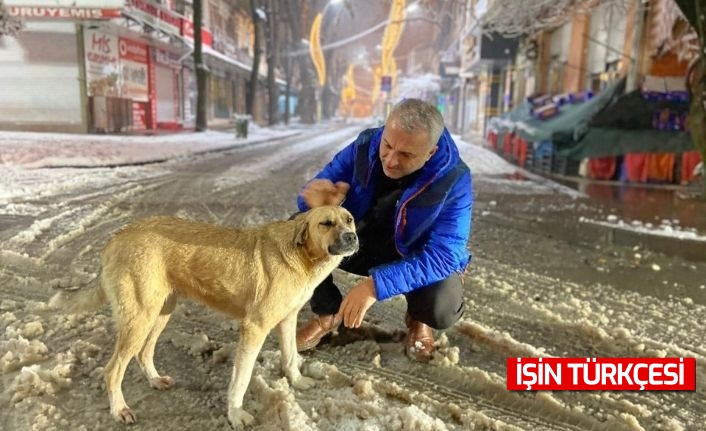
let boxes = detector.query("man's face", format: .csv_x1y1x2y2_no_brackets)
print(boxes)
379,115,438,179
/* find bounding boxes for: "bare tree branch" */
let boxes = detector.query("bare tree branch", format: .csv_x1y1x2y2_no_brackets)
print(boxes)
0,1,23,37
482,0,631,37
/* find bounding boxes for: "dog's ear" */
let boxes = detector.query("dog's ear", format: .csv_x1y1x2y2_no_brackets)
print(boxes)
293,216,308,246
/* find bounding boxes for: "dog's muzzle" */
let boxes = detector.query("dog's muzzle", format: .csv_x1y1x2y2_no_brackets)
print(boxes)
329,231,358,256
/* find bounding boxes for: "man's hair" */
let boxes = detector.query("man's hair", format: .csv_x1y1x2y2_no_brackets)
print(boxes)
389,99,444,148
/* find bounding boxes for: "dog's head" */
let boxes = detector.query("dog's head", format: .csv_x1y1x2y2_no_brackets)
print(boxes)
294,206,358,258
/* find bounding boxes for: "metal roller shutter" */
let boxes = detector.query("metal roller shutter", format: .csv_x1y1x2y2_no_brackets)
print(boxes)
0,22,82,128
155,65,177,123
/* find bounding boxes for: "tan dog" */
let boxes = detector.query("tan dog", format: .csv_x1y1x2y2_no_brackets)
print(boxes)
50,206,358,427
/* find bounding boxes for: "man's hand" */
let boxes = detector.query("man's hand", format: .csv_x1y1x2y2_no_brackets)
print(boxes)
300,179,350,208
337,277,377,328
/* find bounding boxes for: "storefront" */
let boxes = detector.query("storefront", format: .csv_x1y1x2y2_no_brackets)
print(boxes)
154,48,183,128
0,0,123,132
121,0,199,131
0,21,82,132
585,3,628,92
83,28,155,132
118,37,151,129
459,20,518,135
1,0,208,133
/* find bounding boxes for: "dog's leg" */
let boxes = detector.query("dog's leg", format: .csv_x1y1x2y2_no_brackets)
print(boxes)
136,294,176,390
104,315,156,424
227,323,266,428
277,310,315,390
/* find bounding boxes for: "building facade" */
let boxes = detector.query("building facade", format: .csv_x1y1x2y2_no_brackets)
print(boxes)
452,0,691,138
0,0,276,133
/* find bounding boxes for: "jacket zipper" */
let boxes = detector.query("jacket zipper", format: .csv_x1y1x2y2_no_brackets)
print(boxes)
393,175,436,257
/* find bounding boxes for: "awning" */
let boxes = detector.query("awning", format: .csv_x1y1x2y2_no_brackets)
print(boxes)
557,128,694,159
517,78,626,143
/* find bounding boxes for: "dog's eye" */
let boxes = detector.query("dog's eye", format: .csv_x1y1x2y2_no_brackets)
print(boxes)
346,217,353,224
319,220,335,227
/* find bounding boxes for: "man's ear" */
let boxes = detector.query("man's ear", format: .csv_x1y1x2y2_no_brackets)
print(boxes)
428,145,438,160
293,216,308,246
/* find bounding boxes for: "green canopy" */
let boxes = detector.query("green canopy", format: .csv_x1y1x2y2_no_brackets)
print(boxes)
488,101,533,133
489,78,626,142
557,128,694,159
553,80,695,159
515,78,626,143
489,77,695,160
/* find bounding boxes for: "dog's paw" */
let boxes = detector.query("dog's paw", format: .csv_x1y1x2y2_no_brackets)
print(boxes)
150,375,174,390
291,375,316,390
113,407,137,424
227,407,254,429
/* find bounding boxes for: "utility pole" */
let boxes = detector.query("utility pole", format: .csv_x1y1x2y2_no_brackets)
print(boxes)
194,0,207,131
247,0,262,119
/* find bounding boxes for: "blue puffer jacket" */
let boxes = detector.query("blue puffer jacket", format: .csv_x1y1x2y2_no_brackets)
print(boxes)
297,126,473,301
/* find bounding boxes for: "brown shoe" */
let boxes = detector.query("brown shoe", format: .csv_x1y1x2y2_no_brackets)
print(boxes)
404,313,434,362
296,314,341,352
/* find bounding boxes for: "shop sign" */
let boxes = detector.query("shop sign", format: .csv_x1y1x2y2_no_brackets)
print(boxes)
126,0,181,37
8,6,120,19
154,48,181,69
84,29,120,97
119,38,149,103
5,0,123,20
181,19,213,47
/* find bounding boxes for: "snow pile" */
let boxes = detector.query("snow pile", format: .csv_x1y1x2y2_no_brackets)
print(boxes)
1,314,50,374
0,335,49,374
454,135,517,176
455,319,549,358
249,375,315,431
168,331,216,357
8,363,73,403
454,134,583,197
396,74,441,103
579,215,706,242
430,334,460,367
0,128,297,168
244,350,463,430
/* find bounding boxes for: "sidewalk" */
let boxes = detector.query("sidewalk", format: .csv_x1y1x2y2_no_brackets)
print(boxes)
0,125,299,169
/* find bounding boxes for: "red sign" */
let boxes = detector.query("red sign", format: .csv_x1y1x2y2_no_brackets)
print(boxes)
132,102,148,130
119,38,149,103
181,19,213,47
119,38,149,63
8,6,121,19
127,0,181,36
148,46,157,129
507,357,696,391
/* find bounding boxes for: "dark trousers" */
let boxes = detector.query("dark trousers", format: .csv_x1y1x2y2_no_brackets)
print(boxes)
310,251,465,330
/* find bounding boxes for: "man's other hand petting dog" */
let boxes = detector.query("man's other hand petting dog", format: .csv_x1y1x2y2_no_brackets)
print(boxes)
49,206,358,427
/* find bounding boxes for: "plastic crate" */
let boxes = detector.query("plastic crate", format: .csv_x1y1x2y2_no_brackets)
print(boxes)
532,140,554,174
552,154,581,176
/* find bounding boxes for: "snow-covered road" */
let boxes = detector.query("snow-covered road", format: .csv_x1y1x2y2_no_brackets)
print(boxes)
1,125,705,430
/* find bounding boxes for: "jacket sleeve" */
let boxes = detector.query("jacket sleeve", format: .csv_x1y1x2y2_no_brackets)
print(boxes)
370,171,473,301
297,141,357,212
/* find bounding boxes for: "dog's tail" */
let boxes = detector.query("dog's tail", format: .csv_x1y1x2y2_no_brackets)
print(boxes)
49,286,107,314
